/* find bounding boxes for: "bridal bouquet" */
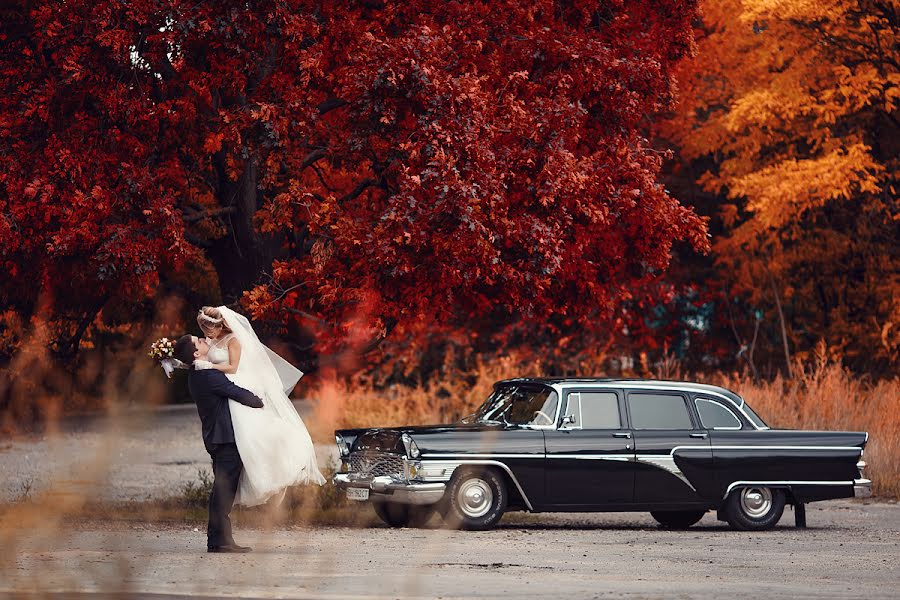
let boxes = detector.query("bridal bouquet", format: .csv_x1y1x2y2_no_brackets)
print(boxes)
149,337,184,378
148,337,174,360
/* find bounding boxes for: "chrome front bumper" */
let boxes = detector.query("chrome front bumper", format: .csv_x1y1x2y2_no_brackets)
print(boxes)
333,473,446,506
854,478,872,498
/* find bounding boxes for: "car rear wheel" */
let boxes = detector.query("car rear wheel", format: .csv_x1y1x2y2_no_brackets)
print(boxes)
650,510,707,529
441,469,507,530
724,486,786,531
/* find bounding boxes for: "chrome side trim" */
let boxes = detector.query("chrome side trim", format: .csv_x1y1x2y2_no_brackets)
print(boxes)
546,454,631,461
635,454,696,491
672,445,863,454
419,459,534,511
425,446,863,461
424,453,544,459
724,480,855,499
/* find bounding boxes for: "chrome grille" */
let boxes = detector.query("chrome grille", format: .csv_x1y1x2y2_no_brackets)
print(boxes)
349,451,404,479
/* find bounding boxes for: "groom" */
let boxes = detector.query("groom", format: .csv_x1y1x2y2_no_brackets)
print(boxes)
173,334,264,553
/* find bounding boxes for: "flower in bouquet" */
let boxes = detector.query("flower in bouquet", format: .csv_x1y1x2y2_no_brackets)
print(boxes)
148,337,175,361
149,337,185,378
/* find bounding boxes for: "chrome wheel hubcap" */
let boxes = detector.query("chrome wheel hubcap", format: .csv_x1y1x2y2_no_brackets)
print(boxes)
457,478,493,518
740,487,773,518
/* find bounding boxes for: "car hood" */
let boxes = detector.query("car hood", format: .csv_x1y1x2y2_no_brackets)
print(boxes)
337,422,504,454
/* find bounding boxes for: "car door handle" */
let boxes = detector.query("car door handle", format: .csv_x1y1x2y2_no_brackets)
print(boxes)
612,432,632,439
689,432,708,439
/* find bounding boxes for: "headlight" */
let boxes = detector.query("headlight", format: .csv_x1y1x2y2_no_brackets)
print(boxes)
335,433,350,457
401,433,421,458
406,461,422,480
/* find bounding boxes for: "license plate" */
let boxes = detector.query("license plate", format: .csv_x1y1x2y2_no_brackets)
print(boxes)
346,487,369,501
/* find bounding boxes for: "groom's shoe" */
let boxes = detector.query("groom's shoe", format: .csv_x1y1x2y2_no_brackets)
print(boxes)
208,544,252,553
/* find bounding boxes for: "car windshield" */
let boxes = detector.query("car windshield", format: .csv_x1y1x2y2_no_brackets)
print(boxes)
474,384,559,426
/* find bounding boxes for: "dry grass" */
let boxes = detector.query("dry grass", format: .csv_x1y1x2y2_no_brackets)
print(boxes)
306,352,542,439
314,355,900,497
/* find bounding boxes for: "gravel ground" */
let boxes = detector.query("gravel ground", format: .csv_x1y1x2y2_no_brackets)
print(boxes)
1,501,898,599
2,405,899,599
0,403,337,503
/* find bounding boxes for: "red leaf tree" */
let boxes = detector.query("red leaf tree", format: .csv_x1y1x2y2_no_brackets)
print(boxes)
0,0,707,362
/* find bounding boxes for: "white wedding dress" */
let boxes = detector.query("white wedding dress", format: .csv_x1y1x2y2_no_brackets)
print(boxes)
205,306,325,506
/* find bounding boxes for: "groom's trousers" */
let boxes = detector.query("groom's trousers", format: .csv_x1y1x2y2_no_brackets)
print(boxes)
208,443,243,548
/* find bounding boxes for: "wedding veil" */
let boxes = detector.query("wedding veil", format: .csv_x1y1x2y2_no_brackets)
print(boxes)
217,306,309,429
217,306,304,395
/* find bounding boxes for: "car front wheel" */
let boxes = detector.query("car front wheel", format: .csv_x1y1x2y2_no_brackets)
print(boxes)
441,469,507,530
724,486,786,531
373,501,435,528
650,510,706,529
373,501,410,527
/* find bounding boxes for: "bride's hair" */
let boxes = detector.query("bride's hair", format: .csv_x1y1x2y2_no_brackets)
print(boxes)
197,306,233,336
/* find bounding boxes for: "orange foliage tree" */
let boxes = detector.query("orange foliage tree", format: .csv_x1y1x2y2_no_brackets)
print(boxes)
663,0,899,374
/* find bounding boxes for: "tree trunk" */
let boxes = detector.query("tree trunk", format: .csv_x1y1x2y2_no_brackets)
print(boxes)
206,159,284,303
767,272,793,379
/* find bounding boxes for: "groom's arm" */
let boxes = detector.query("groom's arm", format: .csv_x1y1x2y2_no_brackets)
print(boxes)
207,372,264,408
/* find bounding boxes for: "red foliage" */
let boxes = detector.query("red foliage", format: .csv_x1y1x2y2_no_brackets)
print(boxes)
0,1,707,360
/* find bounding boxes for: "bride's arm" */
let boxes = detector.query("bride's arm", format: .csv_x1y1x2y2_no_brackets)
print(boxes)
211,337,242,374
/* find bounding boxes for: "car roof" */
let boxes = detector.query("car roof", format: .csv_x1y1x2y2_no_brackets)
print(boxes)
496,377,744,405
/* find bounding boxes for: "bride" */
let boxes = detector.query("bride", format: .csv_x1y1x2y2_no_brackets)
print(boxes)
195,306,325,506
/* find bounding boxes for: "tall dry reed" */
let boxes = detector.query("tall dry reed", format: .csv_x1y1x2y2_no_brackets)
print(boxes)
307,352,543,441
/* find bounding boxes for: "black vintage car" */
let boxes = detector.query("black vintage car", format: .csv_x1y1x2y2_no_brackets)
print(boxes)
333,378,870,531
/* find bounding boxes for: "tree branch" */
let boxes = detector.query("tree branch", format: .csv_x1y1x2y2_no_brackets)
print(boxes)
317,98,347,115
311,163,336,192
338,178,378,205
767,270,793,379
183,206,237,223
300,148,327,170
271,281,313,303
284,306,331,326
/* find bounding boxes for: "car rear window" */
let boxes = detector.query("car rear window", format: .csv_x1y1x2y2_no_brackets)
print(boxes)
627,392,692,429
695,397,742,429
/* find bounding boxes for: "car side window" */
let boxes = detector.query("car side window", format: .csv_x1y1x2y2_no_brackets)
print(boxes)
506,386,559,427
627,392,693,429
564,391,621,429
695,397,743,429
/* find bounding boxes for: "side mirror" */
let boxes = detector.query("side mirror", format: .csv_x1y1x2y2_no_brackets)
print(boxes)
561,414,576,426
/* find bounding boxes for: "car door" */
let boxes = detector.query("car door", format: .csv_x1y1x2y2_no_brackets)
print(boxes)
692,394,748,496
628,390,712,505
543,388,635,508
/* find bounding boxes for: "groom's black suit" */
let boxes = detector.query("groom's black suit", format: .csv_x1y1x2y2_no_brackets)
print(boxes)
187,368,263,550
